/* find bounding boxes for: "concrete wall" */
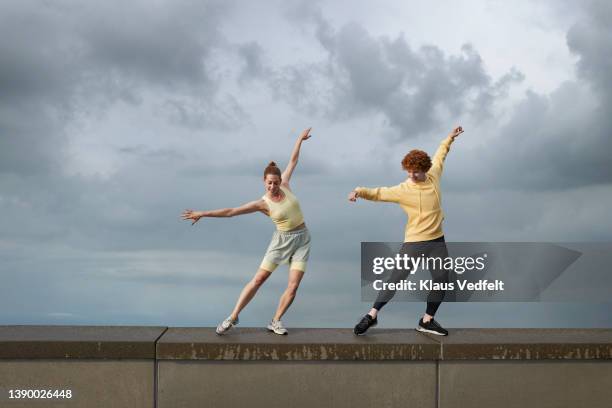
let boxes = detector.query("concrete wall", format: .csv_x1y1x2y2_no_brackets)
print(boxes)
1,326,611,408
0,360,154,408
0,325,165,408
439,360,612,408
158,361,436,408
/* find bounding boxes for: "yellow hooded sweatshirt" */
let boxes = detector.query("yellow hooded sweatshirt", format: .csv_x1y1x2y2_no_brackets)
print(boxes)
355,136,454,242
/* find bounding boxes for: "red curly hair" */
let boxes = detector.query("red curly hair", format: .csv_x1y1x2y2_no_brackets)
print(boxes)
401,150,431,172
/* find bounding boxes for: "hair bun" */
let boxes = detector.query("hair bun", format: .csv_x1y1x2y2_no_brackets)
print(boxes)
263,161,282,179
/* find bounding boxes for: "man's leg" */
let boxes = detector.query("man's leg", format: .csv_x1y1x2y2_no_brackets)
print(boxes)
355,243,417,335
423,240,450,321
416,239,450,336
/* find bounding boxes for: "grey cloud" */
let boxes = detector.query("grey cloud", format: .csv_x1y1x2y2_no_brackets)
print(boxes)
74,0,230,96
0,109,66,175
469,67,525,119
566,0,612,100
2,0,611,329
159,95,249,130
0,0,245,175
272,3,523,139
117,145,186,161
445,0,612,192
237,42,271,83
180,153,331,178
0,0,255,251
268,62,334,116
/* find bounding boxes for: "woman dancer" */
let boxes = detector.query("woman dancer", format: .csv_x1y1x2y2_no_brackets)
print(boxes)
181,128,313,335
349,126,464,336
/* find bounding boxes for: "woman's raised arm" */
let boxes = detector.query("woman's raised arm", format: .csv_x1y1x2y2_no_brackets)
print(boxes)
281,127,312,186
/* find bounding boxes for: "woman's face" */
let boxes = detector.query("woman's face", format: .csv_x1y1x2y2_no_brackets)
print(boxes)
407,170,427,183
264,174,281,195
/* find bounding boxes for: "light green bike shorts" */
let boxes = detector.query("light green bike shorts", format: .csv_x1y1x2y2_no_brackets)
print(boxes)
260,227,311,272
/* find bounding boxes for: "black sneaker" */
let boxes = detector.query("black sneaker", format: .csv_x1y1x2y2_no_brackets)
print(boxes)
416,318,448,336
354,314,378,335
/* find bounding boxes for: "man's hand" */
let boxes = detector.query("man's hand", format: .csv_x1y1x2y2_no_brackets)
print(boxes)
449,126,464,140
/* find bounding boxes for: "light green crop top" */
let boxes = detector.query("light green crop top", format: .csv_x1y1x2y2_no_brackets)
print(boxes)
262,186,305,231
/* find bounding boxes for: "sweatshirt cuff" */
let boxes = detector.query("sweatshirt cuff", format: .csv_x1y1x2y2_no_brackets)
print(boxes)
442,135,454,147
354,187,368,198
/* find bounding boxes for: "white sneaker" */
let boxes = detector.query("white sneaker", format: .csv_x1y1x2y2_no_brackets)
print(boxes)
267,319,288,335
216,316,239,335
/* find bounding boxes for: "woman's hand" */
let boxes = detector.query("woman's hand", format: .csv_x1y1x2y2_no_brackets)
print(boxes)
181,209,204,225
449,126,464,140
348,190,359,202
282,127,312,184
299,127,312,142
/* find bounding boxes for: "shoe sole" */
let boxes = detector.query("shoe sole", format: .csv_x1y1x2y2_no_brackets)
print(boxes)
415,326,448,336
354,321,378,336
216,323,237,336
267,326,288,335
215,328,230,335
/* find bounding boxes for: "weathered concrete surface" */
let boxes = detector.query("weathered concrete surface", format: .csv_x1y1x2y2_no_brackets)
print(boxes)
0,360,154,408
1,326,612,407
157,327,441,360
439,360,612,408
158,360,436,408
0,325,166,359
437,328,612,360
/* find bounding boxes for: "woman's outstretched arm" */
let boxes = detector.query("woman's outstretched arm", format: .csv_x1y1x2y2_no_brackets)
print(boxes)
428,126,464,178
181,199,266,225
281,127,312,187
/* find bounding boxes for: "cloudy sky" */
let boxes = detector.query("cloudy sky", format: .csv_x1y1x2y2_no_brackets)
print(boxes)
1,0,611,328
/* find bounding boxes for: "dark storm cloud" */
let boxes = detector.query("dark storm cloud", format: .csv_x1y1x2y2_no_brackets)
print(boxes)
0,2,75,175
274,2,524,139
567,0,612,100
76,2,224,92
0,0,243,176
0,0,253,250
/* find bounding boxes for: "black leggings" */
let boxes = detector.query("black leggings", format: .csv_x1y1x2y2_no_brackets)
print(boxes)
373,236,449,316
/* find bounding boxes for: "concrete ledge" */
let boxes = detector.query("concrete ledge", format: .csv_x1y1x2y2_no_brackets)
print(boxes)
439,328,612,360
1,326,611,408
156,327,612,361
156,327,441,360
1,326,611,360
0,325,167,359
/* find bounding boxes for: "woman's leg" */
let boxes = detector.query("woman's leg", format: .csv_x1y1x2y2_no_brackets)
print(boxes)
229,267,273,320
272,268,304,321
